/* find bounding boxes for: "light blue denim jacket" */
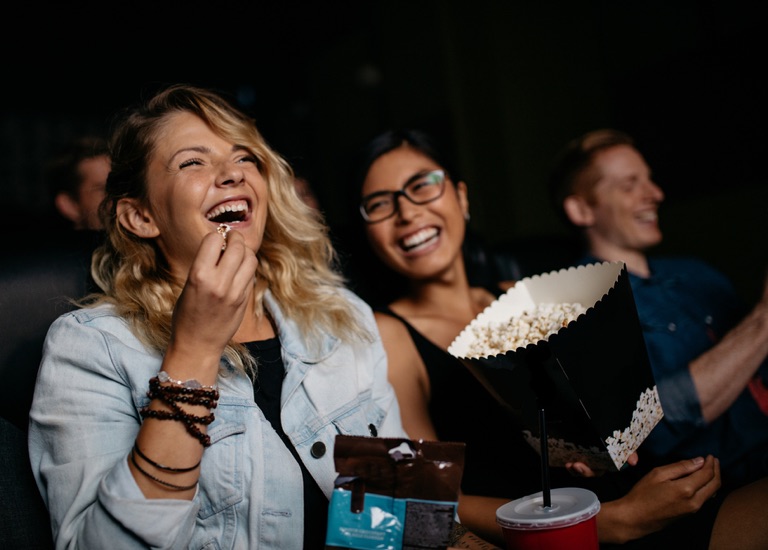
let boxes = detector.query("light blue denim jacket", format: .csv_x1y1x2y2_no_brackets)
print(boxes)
28,288,407,549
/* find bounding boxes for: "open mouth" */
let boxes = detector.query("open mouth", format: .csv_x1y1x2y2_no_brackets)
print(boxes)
206,199,250,224
635,211,658,223
400,227,439,252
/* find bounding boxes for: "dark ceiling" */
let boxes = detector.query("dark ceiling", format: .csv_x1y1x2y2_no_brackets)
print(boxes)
3,2,371,115
2,1,766,303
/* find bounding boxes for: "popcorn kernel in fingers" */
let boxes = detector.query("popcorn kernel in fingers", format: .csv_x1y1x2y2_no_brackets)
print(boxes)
217,223,231,251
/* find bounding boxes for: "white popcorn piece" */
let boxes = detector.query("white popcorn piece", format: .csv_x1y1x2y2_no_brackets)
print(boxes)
465,302,587,357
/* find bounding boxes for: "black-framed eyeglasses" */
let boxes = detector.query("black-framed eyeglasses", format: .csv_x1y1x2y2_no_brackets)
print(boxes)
359,169,447,223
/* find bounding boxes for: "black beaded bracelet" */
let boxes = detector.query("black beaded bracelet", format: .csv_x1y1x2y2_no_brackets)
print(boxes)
133,442,201,473
130,449,198,491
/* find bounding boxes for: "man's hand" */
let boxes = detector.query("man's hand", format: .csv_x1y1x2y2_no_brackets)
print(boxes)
598,455,720,543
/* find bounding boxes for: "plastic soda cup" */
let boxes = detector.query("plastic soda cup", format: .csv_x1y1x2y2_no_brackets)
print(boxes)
496,487,600,549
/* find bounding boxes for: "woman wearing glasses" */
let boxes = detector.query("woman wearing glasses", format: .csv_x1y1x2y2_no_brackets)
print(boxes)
351,128,768,549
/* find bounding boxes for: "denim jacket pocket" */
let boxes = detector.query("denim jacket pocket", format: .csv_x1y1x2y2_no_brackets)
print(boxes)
327,388,386,438
195,404,247,519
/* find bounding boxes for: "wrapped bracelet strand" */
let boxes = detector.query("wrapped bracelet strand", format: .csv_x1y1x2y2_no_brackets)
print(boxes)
130,449,198,491
140,405,214,447
140,374,220,447
149,375,219,403
157,370,218,392
133,442,201,473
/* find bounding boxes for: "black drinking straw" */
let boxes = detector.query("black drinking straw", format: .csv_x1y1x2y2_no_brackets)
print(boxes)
539,407,551,508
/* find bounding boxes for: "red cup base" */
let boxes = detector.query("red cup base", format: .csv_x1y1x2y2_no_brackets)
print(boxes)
501,515,598,549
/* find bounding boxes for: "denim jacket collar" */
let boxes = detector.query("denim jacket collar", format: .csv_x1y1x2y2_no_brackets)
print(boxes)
263,289,341,365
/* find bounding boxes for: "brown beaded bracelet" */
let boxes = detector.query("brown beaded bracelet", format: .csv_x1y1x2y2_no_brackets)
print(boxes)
139,406,214,426
133,442,201,473
130,449,198,491
157,392,218,408
143,374,219,447
148,376,220,406
139,406,213,447
157,370,217,390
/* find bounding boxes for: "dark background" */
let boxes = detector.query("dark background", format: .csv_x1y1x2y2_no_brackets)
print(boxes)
2,0,766,301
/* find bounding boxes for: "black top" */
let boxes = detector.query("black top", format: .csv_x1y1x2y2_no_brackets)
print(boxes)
245,338,328,549
377,293,723,549
376,304,545,499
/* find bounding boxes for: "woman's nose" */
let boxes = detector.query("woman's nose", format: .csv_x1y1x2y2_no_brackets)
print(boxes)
216,162,245,187
394,194,420,222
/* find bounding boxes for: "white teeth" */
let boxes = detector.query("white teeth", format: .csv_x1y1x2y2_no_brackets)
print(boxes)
636,211,658,222
206,200,248,220
402,228,438,249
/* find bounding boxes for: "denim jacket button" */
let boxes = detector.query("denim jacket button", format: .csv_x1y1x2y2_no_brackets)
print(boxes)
310,441,326,458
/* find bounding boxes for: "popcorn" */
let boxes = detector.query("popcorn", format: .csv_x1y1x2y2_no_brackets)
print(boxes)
448,263,664,471
465,302,587,357
217,223,231,251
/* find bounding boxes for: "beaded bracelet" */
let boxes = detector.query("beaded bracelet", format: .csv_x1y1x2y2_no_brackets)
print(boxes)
142,374,219,447
147,382,219,409
133,442,201,473
140,406,215,426
130,449,198,491
139,406,213,447
150,375,220,404
157,370,217,392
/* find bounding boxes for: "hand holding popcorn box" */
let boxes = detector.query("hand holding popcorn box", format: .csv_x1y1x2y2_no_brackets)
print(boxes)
448,261,663,471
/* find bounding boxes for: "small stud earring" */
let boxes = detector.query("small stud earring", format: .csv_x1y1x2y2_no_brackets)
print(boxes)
464,212,471,222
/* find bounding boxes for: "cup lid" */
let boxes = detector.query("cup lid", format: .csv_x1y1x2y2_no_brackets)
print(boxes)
496,487,600,530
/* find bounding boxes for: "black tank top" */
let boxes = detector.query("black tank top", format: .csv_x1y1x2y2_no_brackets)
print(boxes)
245,338,328,549
377,294,723,549
376,303,544,499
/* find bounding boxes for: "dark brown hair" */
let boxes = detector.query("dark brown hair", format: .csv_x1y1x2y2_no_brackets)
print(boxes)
45,135,109,198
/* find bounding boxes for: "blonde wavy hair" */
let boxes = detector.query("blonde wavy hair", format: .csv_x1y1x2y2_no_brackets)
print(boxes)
87,84,368,372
